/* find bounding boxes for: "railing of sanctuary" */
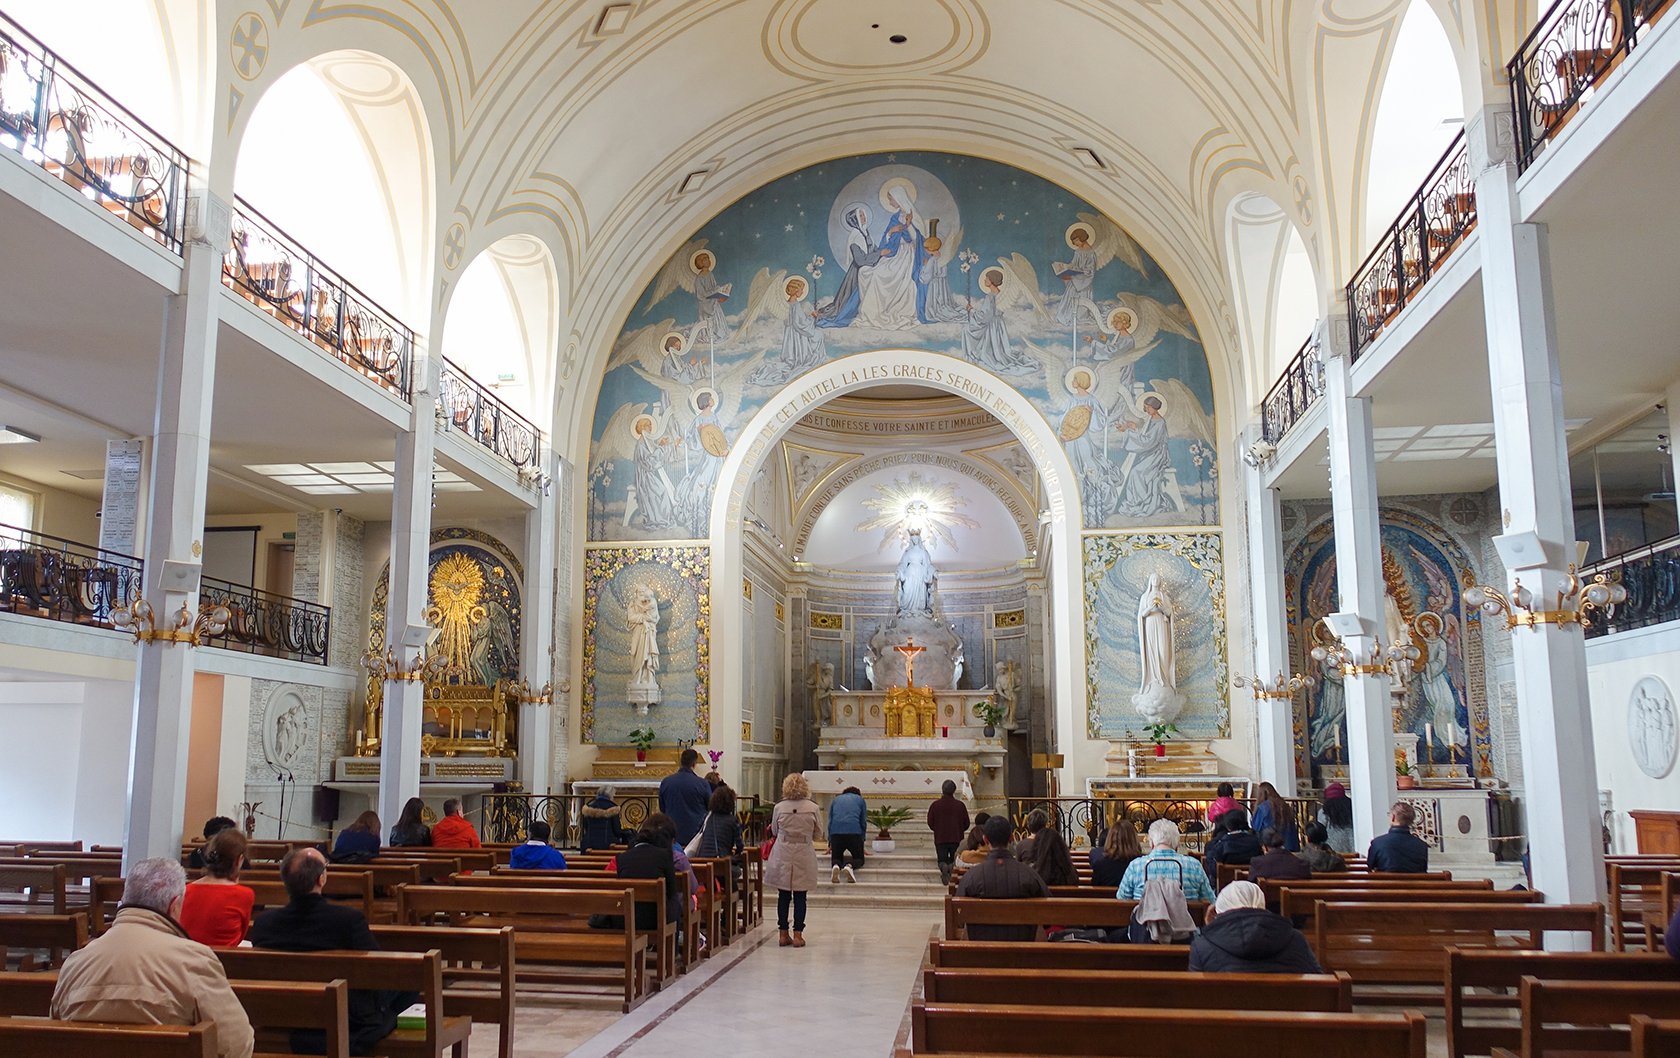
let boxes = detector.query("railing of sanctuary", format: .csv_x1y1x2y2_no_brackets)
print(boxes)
197,574,331,665
1008,796,1321,854
1346,131,1477,361
484,792,766,846
1510,0,1674,171
1581,532,1680,638
222,198,415,400
437,358,542,470
1261,330,1324,445
0,11,188,252
0,522,142,628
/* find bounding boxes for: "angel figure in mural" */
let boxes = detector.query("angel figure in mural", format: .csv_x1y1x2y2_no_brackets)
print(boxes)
640,240,732,346
591,400,677,531
1112,380,1216,518
917,219,968,322
1131,573,1185,723
745,274,827,386
1052,223,1102,331
1413,612,1463,757
672,384,745,536
1046,365,1123,522
626,584,663,708
856,177,927,329
805,660,835,727
960,266,1040,376
815,203,891,329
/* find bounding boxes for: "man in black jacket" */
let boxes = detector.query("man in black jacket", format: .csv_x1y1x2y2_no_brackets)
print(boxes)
1201,807,1262,881
249,848,415,1055
1367,801,1431,873
1247,828,1312,884
954,816,1048,941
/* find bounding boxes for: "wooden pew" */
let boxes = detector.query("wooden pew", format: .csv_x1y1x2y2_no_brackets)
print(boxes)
463,873,680,982
1607,860,1680,950
217,947,470,1058
242,875,376,923
906,1003,1427,1057
370,925,515,1058
1315,902,1605,1001
946,896,1208,941
395,885,648,1012
1444,947,1680,1058
1495,978,1680,1057
0,842,82,854
922,967,1354,1011
1643,870,1680,953
0,1018,215,1057
1280,885,1535,930
379,848,496,873
0,913,88,970
1632,1015,1680,1058
925,939,1190,972
0,865,66,915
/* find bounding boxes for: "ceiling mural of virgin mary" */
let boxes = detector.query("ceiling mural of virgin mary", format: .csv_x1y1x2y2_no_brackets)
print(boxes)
586,151,1220,542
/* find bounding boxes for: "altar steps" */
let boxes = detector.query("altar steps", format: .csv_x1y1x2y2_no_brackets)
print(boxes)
802,846,947,911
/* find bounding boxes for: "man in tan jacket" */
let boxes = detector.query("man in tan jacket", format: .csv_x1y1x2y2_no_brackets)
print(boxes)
51,856,254,1058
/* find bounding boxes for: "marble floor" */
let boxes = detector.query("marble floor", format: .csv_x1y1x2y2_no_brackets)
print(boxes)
465,908,941,1057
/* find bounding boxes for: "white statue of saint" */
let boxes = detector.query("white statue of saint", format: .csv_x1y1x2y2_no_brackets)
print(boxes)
1130,573,1185,723
806,660,835,727
625,585,662,709
894,527,937,617
994,659,1021,728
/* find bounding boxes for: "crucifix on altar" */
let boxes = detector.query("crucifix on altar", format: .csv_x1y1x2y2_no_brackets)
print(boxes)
893,638,927,688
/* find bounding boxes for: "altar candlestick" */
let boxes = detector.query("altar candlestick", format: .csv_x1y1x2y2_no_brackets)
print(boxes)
1424,723,1435,766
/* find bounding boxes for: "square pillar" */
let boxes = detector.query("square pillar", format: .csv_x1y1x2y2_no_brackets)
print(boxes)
518,451,558,794
1242,427,1296,793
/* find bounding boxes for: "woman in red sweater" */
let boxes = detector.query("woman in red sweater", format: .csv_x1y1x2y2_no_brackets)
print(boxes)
179,827,255,947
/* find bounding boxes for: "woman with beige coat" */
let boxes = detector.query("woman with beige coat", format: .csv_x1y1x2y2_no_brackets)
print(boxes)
763,772,823,947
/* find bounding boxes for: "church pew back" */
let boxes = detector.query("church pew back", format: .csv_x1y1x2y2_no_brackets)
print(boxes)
1608,861,1680,950
0,912,87,970
369,925,516,1058
378,848,496,873
1632,1016,1680,1058
922,967,1353,1011
926,939,1191,972
945,896,1208,940
0,864,66,916
1444,947,1680,1058
1518,978,1680,1056
0,1017,215,1057
908,1003,1427,1057
1280,886,1536,929
443,874,680,982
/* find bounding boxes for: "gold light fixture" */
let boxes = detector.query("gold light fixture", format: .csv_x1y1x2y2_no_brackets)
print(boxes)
359,643,450,683
1309,619,1387,677
1233,670,1316,700
1462,565,1626,630
112,597,231,646
510,678,553,705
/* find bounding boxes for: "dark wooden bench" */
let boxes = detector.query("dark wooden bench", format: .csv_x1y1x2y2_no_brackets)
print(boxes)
1444,947,1680,1058
1280,885,1536,930
0,1017,215,1056
1607,860,1680,951
945,896,1208,941
371,924,515,1058
1632,1015,1680,1057
1487,978,1680,1057
243,875,376,923
925,939,1191,972
0,842,82,854
0,912,88,970
379,848,496,873
395,884,647,1011
922,967,1353,1011
0,865,66,915
218,947,469,1058
451,872,680,983
905,1003,1427,1056
1315,902,1605,1002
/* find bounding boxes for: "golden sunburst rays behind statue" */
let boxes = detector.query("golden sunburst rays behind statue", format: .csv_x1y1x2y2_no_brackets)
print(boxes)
425,553,488,676
856,472,981,554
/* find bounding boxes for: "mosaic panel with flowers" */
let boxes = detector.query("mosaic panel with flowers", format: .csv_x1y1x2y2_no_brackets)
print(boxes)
582,545,710,744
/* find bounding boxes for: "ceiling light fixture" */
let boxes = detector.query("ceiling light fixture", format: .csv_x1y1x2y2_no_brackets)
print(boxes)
0,425,42,444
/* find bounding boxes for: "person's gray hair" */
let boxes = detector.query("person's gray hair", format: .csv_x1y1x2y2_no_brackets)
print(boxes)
1147,818,1181,849
122,857,187,913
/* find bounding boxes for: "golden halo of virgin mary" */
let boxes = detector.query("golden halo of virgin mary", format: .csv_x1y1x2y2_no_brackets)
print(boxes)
879,177,918,212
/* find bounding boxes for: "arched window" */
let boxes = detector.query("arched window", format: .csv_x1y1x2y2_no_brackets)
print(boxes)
1362,0,1465,245
1227,193,1320,403
442,236,560,427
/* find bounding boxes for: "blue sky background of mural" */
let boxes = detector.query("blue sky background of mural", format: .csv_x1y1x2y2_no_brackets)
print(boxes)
1084,533,1229,740
583,549,707,746
587,151,1218,542
1292,515,1493,779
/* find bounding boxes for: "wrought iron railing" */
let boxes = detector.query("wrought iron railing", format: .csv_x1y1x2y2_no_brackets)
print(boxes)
1261,330,1324,445
1008,797,1322,853
1510,0,1674,171
437,358,541,469
1346,132,1477,360
485,792,765,846
1581,532,1680,638
197,575,331,665
0,11,188,252
222,199,415,400
0,522,142,627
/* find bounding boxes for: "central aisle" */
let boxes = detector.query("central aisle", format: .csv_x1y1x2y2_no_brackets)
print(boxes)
566,908,941,1058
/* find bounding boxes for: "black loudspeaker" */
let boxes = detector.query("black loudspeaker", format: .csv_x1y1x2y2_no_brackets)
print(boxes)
313,786,341,824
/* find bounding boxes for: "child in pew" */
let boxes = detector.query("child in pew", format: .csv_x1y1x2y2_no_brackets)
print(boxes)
509,819,568,870
1188,881,1322,974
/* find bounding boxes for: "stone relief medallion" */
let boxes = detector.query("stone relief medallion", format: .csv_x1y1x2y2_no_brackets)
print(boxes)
263,685,310,771
1628,676,1677,779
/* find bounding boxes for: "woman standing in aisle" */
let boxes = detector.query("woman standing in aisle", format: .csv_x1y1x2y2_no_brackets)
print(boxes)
763,772,822,948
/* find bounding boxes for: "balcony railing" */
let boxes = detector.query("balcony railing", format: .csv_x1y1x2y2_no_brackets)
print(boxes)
437,359,541,470
1261,330,1324,445
0,523,142,628
222,199,415,400
197,575,331,665
483,792,766,845
1582,532,1680,638
1346,132,1477,360
1510,0,1674,171
0,11,188,253
1007,796,1324,853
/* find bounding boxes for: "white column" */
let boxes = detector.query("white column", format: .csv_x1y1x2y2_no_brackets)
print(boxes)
1243,425,1296,793
123,190,228,872
376,356,440,829
1472,105,1604,907
1667,381,1680,522
518,450,558,794
1322,343,1395,850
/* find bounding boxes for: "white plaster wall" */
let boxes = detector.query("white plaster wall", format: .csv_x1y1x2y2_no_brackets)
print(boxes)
0,679,131,845
75,679,135,846
1586,620,1680,852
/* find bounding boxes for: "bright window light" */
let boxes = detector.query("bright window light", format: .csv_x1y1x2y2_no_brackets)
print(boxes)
0,481,35,534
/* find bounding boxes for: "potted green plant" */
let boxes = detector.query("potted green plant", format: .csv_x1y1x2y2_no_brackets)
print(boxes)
1144,721,1178,757
628,726,656,763
867,806,914,853
1395,749,1417,789
974,699,1004,738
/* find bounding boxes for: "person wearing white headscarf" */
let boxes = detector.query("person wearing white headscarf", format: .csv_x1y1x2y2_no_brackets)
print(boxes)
1188,880,1322,974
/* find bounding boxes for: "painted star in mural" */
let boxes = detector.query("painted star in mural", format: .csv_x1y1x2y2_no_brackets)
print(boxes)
784,224,793,232
856,472,981,554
